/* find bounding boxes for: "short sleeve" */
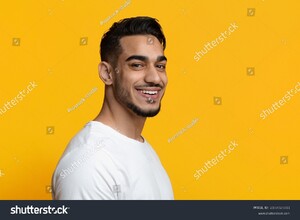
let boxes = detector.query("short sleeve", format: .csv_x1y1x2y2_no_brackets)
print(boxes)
52,148,120,200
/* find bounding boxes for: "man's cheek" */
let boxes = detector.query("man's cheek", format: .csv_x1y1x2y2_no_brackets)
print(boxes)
163,76,168,87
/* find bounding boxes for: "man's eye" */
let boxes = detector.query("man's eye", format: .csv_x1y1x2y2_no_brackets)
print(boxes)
156,64,166,70
130,63,144,68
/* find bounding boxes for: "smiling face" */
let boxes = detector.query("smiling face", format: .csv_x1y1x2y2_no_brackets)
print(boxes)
112,35,168,117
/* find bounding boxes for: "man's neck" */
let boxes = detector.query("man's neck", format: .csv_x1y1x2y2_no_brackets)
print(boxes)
94,98,146,143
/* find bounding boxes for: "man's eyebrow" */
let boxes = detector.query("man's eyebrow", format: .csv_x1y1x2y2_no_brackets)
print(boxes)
125,55,148,62
157,56,167,62
125,55,167,62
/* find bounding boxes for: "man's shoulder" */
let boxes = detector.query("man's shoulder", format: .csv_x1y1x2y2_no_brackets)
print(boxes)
53,122,118,180
52,147,118,200
64,122,108,154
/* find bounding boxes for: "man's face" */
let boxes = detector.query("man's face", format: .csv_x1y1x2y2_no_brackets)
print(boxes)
112,35,168,117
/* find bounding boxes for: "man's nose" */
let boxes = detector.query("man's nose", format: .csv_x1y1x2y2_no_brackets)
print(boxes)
144,65,161,84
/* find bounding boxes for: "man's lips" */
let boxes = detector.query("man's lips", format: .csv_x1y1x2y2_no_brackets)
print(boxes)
135,87,161,100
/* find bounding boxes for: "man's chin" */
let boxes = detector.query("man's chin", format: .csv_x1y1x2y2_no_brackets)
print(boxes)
126,103,161,117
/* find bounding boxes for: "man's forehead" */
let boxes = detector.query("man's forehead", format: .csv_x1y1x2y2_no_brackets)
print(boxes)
146,36,154,45
119,35,165,60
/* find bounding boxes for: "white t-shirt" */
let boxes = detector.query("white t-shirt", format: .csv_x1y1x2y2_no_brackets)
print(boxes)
52,121,174,200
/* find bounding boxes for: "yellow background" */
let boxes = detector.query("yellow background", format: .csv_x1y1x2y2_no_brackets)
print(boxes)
0,0,299,199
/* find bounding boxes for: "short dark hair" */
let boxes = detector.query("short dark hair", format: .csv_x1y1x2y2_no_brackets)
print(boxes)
100,16,166,66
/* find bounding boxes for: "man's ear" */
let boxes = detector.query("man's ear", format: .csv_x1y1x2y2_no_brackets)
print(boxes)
98,61,113,85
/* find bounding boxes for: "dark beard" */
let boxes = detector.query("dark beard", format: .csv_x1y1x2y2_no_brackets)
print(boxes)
126,102,161,117
114,77,161,117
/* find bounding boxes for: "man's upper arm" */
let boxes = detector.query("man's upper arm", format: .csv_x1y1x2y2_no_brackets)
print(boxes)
52,149,119,200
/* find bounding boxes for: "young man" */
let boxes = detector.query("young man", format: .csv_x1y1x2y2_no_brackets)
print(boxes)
52,16,174,200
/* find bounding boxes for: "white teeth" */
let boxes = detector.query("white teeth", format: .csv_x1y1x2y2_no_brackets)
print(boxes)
142,90,158,95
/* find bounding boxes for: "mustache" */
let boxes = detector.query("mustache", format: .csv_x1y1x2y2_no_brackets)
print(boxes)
136,83,163,89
